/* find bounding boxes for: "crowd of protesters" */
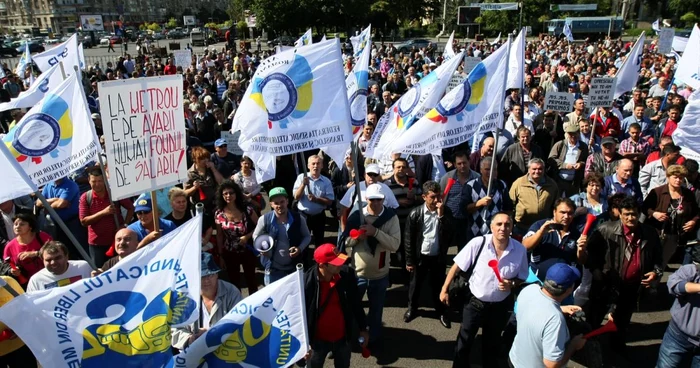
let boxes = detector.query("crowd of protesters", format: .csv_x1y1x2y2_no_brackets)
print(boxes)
0,28,699,368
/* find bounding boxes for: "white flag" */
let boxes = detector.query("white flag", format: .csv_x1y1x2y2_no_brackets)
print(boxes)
322,28,372,165
0,215,202,368
673,35,689,52
78,42,86,70
506,28,525,89
2,73,99,187
295,29,313,47
0,63,63,112
350,25,372,57
14,43,31,76
490,32,502,45
365,51,465,159
675,24,700,90
652,19,660,32
613,32,645,99
673,90,700,160
389,42,510,155
169,269,308,368
443,31,456,60
0,143,38,203
232,39,353,182
563,23,574,42
33,34,82,78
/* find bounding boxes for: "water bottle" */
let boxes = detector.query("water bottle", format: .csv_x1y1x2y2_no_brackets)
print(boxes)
358,336,371,358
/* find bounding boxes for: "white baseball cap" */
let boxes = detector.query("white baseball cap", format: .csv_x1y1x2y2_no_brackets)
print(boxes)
365,164,381,175
366,184,385,200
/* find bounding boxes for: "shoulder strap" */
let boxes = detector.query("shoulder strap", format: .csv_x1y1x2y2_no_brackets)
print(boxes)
86,190,93,208
464,236,487,281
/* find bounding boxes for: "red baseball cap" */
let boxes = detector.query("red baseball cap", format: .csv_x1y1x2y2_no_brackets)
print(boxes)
314,244,349,266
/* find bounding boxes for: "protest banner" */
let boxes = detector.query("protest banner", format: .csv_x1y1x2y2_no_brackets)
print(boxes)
658,28,675,54
99,75,187,200
464,56,481,74
447,72,467,93
220,131,244,155
589,77,617,108
173,49,192,70
544,92,575,112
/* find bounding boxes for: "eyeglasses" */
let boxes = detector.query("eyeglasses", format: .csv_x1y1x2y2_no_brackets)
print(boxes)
369,198,383,202
367,173,380,177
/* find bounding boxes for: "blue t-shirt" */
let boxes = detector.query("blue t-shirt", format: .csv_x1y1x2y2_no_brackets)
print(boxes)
510,284,569,367
525,219,580,280
42,179,80,220
127,218,177,241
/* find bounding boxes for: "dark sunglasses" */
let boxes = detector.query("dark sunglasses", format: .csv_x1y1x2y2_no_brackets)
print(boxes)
367,173,380,177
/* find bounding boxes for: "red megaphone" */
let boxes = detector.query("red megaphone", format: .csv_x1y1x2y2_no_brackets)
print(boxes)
487,259,503,282
582,214,596,236
350,229,367,239
198,187,206,201
443,178,456,198
584,320,617,339
5,258,27,285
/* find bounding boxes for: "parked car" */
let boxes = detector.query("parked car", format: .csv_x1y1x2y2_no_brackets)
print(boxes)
16,41,45,53
151,32,164,40
394,39,431,53
166,30,184,39
0,43,18,57
267,35,295,47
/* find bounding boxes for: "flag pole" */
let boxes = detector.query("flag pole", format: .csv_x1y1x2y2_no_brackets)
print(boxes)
296,263,310,358
659,77,675,112
487,35,512,196
350,140,364,224
150,191,160,233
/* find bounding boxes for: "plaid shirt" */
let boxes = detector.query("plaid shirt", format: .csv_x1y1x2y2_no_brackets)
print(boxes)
618,137,649,156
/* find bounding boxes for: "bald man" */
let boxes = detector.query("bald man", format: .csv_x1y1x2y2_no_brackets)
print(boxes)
602,159,643,205
91,228,139,276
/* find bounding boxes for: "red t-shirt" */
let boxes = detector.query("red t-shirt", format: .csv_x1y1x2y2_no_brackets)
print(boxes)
2,232,52,281
79,190,133,246
662,120,678,138
164,64,177,75
315,275,346,342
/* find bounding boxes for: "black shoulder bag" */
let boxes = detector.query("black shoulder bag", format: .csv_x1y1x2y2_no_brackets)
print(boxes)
447,236,487,309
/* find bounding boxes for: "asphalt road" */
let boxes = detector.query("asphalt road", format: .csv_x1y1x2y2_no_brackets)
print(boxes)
230,207,673,368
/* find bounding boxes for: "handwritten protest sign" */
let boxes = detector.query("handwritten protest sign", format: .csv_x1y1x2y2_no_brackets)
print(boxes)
173,50,192,69
658,28,675,54
447,72,467,93
544,92,575,112
220,131,244,156
99,75,187,200
589,77,617,108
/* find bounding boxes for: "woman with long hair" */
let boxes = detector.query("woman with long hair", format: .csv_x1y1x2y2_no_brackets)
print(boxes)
185,146,225,213
214,180,259,294
231,156,263,214
2,213,52,287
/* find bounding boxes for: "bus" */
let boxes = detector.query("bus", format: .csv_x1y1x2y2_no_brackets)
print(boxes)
547,17,624,38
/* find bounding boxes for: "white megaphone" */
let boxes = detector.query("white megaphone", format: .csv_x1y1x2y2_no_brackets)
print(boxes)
254,235,274,253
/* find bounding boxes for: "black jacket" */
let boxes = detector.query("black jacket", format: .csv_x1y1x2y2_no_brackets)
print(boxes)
304,265,367,343
404,205,453,267
585,220,663,315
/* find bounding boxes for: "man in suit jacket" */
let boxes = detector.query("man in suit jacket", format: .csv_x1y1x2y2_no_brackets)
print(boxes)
403,181,452,328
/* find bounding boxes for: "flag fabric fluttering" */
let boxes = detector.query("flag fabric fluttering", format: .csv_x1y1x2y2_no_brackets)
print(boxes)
673,90,700,160
365,51,465,160
168,269,309,368
13,43,31,77
506,28,525,90
2,73,100,186
443,31,456,60
321,27,372,166
350,25,371,58
0,143,38,203
613,32,645,99
563,23,574,42
652,19,660,32
231,39,353,182
295,29,313,47
490,33,502,45
388,42,510,156
33,34,81,78
0,215,203,368
675,24,700,90
0,63,63,112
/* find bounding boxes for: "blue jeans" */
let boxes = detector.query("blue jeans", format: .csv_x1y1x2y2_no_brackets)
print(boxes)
357,275,389,343
657,319,700,368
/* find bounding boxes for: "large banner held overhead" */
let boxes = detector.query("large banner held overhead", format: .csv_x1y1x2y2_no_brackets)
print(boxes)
169,269,309,368
0,215,202,368
2,73,99,187
231,38,353,182
388,42,509,156
99,75,188,200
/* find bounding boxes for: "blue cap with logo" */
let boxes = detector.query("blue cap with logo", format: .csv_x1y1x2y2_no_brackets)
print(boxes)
545,263,581,289
215,138,227,147
134,197,152,213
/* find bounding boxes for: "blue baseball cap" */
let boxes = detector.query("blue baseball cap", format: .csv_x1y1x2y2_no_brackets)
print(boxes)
215,138,227,147
545,263,581,289
134,197,152,213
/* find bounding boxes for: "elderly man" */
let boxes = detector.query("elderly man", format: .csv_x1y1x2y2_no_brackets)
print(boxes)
26,241,92,292
548,122,589,197
585,136,623,177
470,137,495,172
639,143,681,198
500,126,544,184
93,228,139,274
294,155,334,247
441,212,529,367
339,164,399,217
342,184,401,350
510,158,560,236
255,187,311,285
602,159,643,204
128,197,177,248
172,252,243,350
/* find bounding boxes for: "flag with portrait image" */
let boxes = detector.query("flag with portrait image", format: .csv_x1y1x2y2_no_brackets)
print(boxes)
0,215,203,368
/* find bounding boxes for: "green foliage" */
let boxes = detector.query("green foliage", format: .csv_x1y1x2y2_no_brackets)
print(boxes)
205,22,219,29
139,24,147,31
625,28,646,36
237,21,248,38
146,23,161,32
166,18,178,28
680,12,698,27
669,0,700,18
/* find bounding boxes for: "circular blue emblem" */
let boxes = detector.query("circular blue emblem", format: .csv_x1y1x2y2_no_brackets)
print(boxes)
12,112,61,157
259,73,298,121
435,80,472,117
398,84,421,117
349,88,368,126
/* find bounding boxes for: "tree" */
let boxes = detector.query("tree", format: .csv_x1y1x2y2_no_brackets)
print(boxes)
147,23,161,32
680,11,698,27
166,17,178,29
669,0,700,18
237,21,248,38
205,22,219,29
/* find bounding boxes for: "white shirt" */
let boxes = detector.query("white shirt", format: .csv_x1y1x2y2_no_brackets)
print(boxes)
339,181,399,209
26,260,92,292
421,205,439,256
